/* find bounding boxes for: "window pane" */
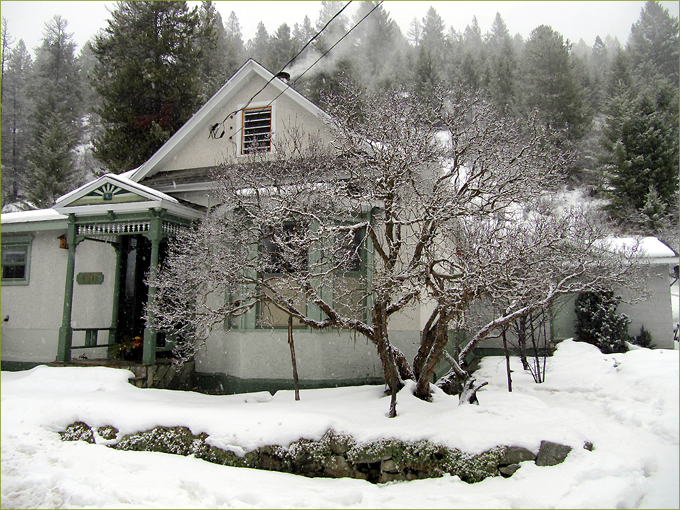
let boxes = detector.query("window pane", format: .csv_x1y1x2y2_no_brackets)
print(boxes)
336,228,364,272
2,247,26,265
333,275,365,321
262,224,307,273
2,264,25,280
260,281,306,327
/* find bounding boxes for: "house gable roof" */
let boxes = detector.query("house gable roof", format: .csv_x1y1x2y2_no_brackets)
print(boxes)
53,173,203,219
129,59,327,184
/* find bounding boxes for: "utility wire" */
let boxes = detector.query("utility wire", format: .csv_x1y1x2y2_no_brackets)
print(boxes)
223,0,384,145
212,1,353,139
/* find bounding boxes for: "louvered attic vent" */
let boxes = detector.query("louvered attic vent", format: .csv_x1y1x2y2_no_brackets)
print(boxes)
242,106,272,154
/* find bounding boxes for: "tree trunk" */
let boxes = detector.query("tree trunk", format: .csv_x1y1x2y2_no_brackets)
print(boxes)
414,318,450,401
372,301,405,394
288,315,300,401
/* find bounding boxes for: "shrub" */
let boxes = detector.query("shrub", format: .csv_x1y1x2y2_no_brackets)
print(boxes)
574,292,631,353
631,325,655,348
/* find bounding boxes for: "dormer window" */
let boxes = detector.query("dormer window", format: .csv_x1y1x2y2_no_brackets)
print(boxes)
242,106,272,154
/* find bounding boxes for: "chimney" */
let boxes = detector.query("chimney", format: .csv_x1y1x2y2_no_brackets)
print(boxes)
275,71,291,84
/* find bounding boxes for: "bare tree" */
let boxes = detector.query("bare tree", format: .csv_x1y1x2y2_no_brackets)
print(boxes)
149,86,641,414
433,204,648,401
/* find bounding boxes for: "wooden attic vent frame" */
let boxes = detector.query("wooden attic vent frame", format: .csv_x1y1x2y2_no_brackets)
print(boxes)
242,106,272,154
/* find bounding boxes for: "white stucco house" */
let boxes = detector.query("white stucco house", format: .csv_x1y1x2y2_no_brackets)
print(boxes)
2,59,677,392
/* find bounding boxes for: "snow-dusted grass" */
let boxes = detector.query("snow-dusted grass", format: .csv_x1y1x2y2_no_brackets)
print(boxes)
2,339,678,508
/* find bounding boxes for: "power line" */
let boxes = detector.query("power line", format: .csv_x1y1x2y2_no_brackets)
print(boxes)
222,1,384,146
212,1,353,139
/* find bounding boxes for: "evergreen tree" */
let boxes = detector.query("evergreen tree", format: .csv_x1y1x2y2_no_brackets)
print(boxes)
91,1,201,173
270,23,295,71
485,13,516,114
590,36,610,112
196,0,230,101
520,25,588,139
420,6,446,64
247,21,271,69
413,46,439,102
602,83,679,218
314,0,348,52
224,11,245,76
24,15,83,208
627,1,679,86
76,41,106,179
1,17,15,104
1,39,32,207
406,17,421,46
292,15,315,53
350,1,404,90
457,17,486,92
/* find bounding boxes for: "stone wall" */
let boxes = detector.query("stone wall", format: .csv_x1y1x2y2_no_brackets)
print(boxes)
60,422,579,484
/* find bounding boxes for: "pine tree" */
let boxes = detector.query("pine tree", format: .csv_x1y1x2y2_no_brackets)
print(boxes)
1,39,32,207
457,17,486,92
406,17,421,46
292,15,315,54
603,85,679,216
350,1,404,90
270,23,296,71
24,15,83,208
520,25,588,139
314,0,348,52
91,1,201,173
196,0,230,101
627,1,679,86
247,21,272,69
224,11,244,76
420,7,446,64
1,17,15,104
485,13,516,114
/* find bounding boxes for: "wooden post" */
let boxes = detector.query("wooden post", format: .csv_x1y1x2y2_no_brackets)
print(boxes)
57,218,77,362
288,315,300,401
109,242,122,346
143,215,161,366
502,328,512,393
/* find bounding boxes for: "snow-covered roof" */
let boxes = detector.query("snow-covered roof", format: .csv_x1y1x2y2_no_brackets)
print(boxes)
1,208,67,224
607,236,678,264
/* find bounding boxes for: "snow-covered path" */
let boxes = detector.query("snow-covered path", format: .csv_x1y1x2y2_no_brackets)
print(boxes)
2,340,678,508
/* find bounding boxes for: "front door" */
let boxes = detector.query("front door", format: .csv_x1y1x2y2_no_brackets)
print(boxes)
117,235,151,359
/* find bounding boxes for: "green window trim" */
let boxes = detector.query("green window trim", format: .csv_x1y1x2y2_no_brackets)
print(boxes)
1,235,33,286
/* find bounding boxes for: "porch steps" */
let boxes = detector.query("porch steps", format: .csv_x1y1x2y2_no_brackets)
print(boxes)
48,359,196,391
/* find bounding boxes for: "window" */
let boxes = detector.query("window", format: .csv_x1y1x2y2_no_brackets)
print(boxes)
242,106,272,154
333,227,366,321
259,223,307,327
335,228,365,273
261,223,307,274
259,282,307,328
1,236,33,285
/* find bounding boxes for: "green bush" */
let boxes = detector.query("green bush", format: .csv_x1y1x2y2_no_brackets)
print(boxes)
574,292,631,354
631,325,655,348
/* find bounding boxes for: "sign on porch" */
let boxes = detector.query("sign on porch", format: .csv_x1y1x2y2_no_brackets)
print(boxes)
76,272,104,285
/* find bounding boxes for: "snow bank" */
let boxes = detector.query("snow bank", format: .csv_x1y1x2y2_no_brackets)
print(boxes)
2,340,678,508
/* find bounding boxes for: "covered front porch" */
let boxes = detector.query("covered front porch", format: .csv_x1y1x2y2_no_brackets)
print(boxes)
52,173,204,366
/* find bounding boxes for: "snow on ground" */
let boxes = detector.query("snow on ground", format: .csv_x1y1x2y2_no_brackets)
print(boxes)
2,339,678,509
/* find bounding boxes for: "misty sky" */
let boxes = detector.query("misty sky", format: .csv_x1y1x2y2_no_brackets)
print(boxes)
2,1,679,58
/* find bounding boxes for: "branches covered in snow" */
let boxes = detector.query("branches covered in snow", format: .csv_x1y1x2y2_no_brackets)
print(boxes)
149,85,646,412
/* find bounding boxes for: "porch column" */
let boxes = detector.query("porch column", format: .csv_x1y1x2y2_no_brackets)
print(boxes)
108,242,123,346
57,217,77,362
143,214,162,365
